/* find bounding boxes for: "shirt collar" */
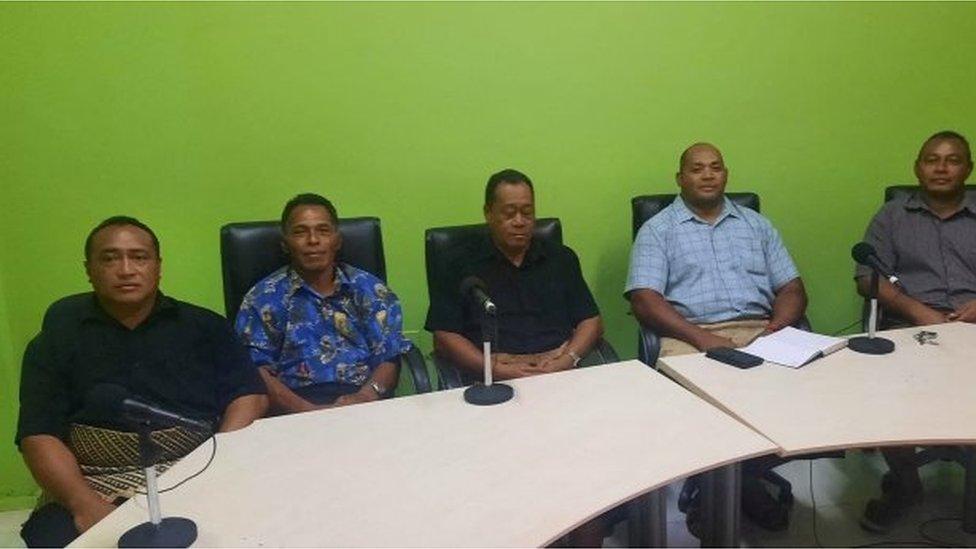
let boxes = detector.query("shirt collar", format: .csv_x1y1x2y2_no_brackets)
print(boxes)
674,195,740,225
904,190,976,216
81,292,176,324
285,264,351,299
965,193,976,213
483,234,546,267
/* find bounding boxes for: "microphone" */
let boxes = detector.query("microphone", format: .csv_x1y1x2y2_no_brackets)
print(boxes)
87,383,212,432
459,276,497,315
851,242,899,285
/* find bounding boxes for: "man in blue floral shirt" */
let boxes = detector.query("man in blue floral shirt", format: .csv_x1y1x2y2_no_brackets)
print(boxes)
235,193,411,414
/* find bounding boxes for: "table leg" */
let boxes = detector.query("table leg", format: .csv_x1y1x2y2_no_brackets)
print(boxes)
700,463,741,547
628,488,667,547
963,446,976,534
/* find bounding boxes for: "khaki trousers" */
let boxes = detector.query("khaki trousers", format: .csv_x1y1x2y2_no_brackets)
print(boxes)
495,341,568,367
659,319,769,358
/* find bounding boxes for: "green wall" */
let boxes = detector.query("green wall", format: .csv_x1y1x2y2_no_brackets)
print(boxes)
2,2,975,504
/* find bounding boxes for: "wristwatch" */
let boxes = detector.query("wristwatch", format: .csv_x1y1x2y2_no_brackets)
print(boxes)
369,380,387,396
568,349,582,367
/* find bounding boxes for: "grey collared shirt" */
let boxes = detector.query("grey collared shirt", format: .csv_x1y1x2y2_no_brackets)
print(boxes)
857,191,976,311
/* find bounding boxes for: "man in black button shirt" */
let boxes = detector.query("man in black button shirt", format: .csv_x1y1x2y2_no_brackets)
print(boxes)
425,169,606,546
16,216,268,547
426,168,604,383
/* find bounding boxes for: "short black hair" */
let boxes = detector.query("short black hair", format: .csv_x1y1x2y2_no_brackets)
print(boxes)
84,216,160,260
485,169,534,207
280,193,339,229
919,130,972,164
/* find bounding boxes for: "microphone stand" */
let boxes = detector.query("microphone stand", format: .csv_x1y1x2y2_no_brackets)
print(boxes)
464,306,514,405
848,269,895,355
118,420,198,548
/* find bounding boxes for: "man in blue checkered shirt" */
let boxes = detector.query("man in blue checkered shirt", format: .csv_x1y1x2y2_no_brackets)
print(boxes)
626,142,808,533
626,142,807,358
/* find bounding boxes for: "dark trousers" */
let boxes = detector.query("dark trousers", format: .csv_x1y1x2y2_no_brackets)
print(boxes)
21,503,79,548
881,446,924,492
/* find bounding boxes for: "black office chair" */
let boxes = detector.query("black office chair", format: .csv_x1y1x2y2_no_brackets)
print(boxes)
860,184,976,331
424,218,619,390
220,218,432,394
630,192,834,517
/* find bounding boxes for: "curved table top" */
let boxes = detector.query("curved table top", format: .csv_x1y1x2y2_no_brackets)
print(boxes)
71,360,775,548
659,322,976,457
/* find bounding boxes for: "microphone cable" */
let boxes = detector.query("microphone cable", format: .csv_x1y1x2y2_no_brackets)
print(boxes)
809,459,825,548
135,433,218,495
830,318,862,336
918,516,971,547
808,457,951,548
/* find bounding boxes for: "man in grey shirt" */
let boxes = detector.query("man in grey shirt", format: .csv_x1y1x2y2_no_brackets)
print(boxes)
856,130,975,533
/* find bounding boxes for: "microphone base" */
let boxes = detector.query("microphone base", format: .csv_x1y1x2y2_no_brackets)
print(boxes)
119,517,197,548
848,336,895,355
463,383,513,406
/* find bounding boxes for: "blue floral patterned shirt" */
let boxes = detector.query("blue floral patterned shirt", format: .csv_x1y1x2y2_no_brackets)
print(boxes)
235,264,411,389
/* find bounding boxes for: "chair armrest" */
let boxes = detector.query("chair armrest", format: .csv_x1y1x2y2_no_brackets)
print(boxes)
432,353,466,390
794,315,813,332
638,327,661,367
580,338,619,367
402,343,432,394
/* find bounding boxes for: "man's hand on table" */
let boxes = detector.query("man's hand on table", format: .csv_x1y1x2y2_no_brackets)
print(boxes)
333,389,380,408
695,332,736,352
537,353,575,374
948,300,976,323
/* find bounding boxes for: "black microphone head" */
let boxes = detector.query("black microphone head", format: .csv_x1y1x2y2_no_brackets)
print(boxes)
851,242,876,265
459,276,486,297
86,383,129,420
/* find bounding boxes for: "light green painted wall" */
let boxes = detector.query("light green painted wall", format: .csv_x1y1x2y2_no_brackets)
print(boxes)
2,2,975,504
0,266,38,508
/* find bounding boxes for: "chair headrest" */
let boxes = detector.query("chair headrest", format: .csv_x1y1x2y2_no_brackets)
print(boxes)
423,218,562,293
630,192,760,238
219,217,385,318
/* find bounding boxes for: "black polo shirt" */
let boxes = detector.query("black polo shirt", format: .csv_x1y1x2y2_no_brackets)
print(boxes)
425,236,599,354
16,293,265,446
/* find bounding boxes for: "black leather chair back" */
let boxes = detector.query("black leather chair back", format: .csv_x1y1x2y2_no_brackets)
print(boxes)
424,218,562,294
220,217,386,319
631,192,760,238
885,184,976,202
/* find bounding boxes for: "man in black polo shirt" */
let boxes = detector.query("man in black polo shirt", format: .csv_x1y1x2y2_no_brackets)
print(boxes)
426,168,603,383
425,169,605,546
16,216,268,547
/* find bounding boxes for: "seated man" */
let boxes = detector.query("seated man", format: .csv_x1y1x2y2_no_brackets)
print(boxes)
425,168,605,546
626,143,808,531
17,216,268,548
855,130,975,533
236,193,411,414
426,168,603,383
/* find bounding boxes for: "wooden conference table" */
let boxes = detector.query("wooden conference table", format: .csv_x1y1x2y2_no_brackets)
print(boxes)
659,322,976,535
72,360,775,548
